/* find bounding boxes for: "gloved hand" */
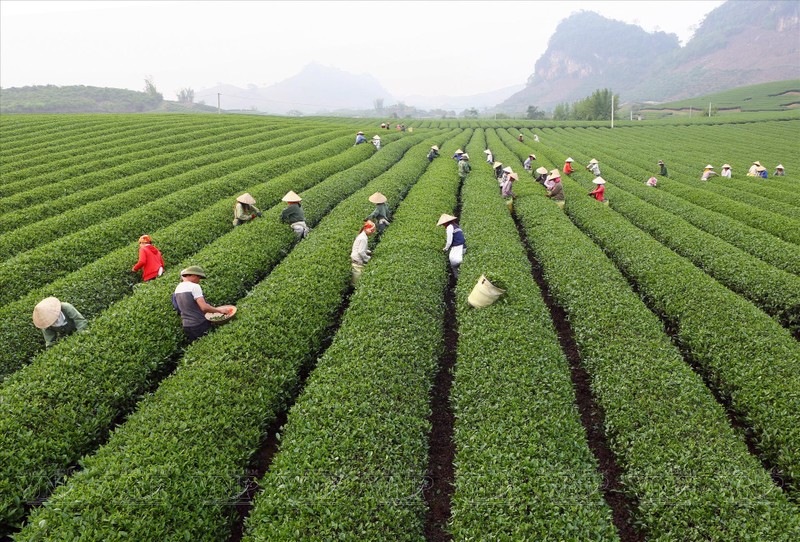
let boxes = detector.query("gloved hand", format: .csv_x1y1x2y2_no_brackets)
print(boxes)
257,211,263,217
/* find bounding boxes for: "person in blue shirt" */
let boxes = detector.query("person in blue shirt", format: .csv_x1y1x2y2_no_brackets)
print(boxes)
756,165,768,178
453,149,464,161
354,131,366,145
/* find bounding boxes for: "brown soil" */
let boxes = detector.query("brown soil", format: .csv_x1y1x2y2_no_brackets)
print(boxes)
513,215,644,542
423,182,463,542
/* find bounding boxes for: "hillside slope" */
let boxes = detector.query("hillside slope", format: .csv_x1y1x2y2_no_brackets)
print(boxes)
499,0,800,113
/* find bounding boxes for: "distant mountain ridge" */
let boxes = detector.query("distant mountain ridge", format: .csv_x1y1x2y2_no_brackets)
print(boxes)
499,0,800,112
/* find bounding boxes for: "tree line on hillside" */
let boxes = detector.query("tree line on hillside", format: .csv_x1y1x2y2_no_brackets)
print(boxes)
0,84,164,114
550,88,620,121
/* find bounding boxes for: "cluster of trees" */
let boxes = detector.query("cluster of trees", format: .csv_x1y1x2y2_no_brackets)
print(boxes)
552,88,620,121
0,84,164,114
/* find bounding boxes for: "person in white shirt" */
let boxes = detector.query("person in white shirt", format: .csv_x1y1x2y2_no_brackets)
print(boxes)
484,149,493,163
586,158,601,177
721,164,732,178
350,220,376,284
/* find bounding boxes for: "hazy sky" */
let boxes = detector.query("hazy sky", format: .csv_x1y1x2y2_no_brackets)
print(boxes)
1,0,726,102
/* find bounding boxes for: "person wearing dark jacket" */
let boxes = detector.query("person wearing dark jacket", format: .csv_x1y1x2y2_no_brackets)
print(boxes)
427,145,440,162
366,192,391,233
658,160,668,177
281,190,310,238
132,234,165,281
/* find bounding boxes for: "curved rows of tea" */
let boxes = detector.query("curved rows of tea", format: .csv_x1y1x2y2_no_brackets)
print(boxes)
0,128,354,305
503,130,800,492
448,131,617,539
0,130,438,528
0,114,798,540
0,117,218,191
0,120,282,217
0,124,312,252
512,128,800,329
0,134,392,377
488,129,799,540
14,130,457,541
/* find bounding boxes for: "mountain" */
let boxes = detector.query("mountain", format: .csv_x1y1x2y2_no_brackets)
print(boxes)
397,84,525,111
199,63,395,114
498,0,800,113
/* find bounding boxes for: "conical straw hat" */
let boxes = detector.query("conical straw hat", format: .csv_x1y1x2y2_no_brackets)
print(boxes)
588,159,599,164
431,145,439,151
593,177,606,184
437,214,457,226
236,193,256,205
368,192,387,204
455,149,463,154
502,167,513,173
547,168,561,180
373,135,381,139
752,161,761,166
565,157,574,162
704,165,714,169
722,164,731,169
776,164,784,169
33,297,61,329
461,153,469,160
508,172,519,181
493,161,502,168
756,165,766,172
483,149,492,154
536,166,548,175
282,191,302,203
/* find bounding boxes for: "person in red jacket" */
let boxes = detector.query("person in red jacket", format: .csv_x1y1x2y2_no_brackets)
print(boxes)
132,234,165,281
563,157,574,175
588,177,606,202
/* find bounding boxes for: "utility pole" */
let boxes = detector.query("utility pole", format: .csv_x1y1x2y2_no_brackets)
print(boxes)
689,106,692,118
611,95,614,128
217,93,221,114
708,102,712,117
630,109,633,121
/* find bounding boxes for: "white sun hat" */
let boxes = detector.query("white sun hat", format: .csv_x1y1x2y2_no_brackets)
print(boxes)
437,214,457,226
281,190,302,203
33,297,61,329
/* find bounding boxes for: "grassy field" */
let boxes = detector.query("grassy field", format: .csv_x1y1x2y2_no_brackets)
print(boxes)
639,79,800,115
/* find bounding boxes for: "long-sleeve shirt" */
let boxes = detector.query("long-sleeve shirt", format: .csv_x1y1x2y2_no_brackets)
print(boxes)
234,202,261,223
588,163,601,176
501,179,516,198
366,203,391,223
589,184,605,201
444,223,466,251
564,162,573,175
485,152,493,163
458,160,471,178
701,170,718,180
132,244,165,281
355,135,366,145
523,157,533,170
721,169,732,178
546,182,564,201
42,302,87,347
350,231,371,264
659,164,668,176
280,204,305,224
